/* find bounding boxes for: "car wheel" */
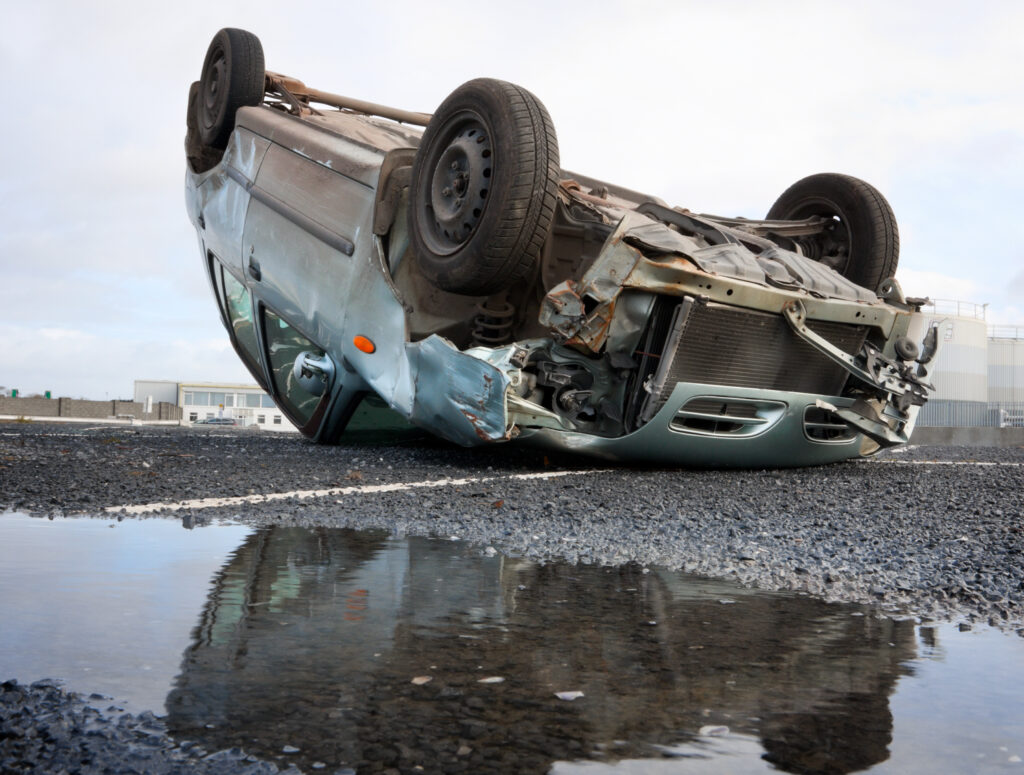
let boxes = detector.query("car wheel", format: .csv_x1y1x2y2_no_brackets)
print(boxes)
197,28,265,150
409,78,559,296
766,173,899,292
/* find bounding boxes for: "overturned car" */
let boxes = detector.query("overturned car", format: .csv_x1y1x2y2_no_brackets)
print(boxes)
185,28,937,467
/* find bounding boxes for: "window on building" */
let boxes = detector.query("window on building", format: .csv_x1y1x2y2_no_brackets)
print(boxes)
273,415,282,425
189,412,198,422
245,394,262,409
206,412,214,419
257,414,266,424
261,394,276,408
183,391,194,405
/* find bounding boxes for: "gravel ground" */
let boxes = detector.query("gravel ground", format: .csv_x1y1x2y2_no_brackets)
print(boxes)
2,421,1023,772
0,679,304,775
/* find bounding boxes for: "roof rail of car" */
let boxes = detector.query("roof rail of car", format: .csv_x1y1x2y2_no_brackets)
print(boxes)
265,71,433,127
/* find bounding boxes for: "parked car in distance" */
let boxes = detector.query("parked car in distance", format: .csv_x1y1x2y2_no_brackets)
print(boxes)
193,417,238,426
185,28,939,467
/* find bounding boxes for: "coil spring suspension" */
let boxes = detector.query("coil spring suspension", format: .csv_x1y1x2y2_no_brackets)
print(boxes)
472,301,516,346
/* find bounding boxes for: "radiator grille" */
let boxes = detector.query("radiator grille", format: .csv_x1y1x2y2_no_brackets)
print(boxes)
670,396,786,437
642,301,866,420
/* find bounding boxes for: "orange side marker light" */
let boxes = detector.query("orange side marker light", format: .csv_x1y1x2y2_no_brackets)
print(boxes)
353,335,376,354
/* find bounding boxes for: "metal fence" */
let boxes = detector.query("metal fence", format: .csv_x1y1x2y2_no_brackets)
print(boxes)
989,325,1024,340
921,299,988,320
917,400,1024,428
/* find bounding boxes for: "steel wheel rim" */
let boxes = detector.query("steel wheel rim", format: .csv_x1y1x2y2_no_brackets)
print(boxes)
200,45,227,134
418,111,493,256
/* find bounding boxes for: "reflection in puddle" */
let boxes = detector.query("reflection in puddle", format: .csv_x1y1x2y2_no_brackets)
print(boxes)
167,526,910,774
2,513,1023,773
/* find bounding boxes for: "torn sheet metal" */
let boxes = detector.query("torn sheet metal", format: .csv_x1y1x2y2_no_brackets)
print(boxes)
407,335,513,446
540,210,883,354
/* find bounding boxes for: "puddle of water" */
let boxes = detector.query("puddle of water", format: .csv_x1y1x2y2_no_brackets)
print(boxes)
1,512,1022,774
0,512,252,712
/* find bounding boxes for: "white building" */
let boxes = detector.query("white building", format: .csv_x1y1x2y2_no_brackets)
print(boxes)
133,380,297,432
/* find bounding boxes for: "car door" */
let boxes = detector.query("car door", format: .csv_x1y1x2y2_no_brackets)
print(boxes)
240,142,375,351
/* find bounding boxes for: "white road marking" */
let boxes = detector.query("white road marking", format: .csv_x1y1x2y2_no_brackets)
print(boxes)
105,469,609,515
860,459,1023,467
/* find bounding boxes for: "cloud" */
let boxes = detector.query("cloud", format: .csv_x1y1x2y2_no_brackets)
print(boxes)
896,269,982,303
0,324,253,399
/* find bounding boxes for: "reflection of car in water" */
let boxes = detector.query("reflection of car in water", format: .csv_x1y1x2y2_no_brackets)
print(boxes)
165,526,917,773
185,28,940,468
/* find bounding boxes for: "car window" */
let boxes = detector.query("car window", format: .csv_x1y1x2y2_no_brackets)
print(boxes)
221,269,262,374
207,253,227,322
263,310,326,426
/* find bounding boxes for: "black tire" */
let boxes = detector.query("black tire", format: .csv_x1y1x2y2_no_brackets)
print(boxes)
409,78,559,296
185,81,223,173
197,28,265,150
766,173,899,291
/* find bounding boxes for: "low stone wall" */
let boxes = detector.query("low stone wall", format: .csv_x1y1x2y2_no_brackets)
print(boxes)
0,396,181,421
910,425,1024,448
0,397,59,416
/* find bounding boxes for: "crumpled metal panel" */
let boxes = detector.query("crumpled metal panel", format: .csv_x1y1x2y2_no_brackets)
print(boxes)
539,208,888,358
631,217,878,302
539,214,645,350
407,335,512,446
757,247,878,302
622,220,703,256
686,243,767,283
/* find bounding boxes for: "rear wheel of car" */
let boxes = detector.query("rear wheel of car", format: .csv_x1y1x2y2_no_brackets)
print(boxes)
409,78,560,296
197,28,265,149
766,173,899,292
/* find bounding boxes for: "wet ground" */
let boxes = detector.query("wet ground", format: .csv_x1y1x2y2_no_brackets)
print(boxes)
2,511,1023,774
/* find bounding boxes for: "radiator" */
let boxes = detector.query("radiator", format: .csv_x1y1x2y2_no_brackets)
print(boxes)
640,299,867,422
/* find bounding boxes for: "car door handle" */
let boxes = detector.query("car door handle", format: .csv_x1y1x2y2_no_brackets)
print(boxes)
248,257,261,282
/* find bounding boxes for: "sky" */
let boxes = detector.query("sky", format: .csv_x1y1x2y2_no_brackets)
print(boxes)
1,0,1022,399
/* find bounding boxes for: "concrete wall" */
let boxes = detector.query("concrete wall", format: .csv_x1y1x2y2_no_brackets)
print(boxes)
0,396,181,421
0,397,60,416
910,425,1024,447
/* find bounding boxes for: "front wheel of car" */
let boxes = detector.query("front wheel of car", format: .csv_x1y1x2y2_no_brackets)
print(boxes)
409,78,560,296
196,28,266,149
766,173,899,292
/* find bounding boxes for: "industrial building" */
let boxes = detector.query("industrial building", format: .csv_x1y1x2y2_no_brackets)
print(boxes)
917,301,1024,427
133,380,296,431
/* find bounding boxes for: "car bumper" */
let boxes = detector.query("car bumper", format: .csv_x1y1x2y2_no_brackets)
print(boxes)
516,382,886,468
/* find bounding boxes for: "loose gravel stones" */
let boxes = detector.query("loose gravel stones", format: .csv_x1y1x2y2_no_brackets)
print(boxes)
0,679,300,774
